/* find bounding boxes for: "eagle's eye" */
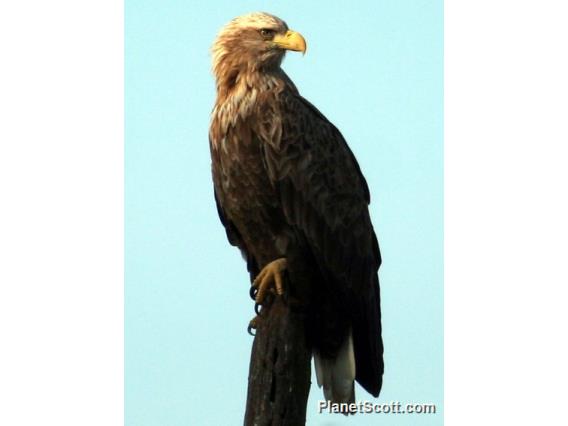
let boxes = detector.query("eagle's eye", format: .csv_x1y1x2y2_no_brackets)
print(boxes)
259,28,276,40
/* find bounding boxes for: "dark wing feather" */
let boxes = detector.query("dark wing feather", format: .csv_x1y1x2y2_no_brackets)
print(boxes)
262,90,384,396
211,159,259,281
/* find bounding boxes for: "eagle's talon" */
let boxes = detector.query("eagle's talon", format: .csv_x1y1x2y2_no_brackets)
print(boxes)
249,285,258,301
252,257,287,304
248,315,260,336
254,302,262,316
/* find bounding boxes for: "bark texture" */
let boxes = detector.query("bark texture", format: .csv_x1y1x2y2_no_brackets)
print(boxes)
244,297,311,426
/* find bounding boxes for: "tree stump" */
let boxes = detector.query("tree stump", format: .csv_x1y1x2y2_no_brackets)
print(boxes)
244,296,312,426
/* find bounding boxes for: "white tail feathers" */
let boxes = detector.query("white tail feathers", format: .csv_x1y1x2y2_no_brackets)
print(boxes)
313,329,356,404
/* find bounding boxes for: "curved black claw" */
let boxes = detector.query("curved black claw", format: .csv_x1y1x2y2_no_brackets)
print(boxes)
249,285,258,301
247,323,256,336
254,302,262,316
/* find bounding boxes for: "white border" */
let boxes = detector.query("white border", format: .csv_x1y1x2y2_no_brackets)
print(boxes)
446,0,568,424
0,2,123,425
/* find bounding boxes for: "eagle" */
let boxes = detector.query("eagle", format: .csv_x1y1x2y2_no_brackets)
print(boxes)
209,12,383,403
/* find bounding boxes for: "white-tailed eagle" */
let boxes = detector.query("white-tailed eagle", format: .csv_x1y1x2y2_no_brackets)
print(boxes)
209,12,383,403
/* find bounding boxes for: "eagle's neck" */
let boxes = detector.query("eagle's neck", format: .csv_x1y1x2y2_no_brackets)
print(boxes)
210,68,287,148
215,66,283,103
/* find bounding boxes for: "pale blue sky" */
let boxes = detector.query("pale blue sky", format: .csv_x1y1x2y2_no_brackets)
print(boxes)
125,1,443,425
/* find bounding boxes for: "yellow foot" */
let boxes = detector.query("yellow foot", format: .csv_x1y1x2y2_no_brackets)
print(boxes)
252,257,287,304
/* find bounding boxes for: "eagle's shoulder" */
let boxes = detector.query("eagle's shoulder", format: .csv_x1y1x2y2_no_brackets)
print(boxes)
275,88,371,205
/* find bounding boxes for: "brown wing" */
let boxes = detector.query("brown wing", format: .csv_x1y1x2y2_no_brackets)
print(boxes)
261,90,384,397
210,137,260,282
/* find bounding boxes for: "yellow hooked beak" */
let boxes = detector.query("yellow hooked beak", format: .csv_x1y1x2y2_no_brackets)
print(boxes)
272,30,307,55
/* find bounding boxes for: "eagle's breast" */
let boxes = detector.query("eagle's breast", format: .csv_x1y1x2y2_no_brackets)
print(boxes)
210,76,291,263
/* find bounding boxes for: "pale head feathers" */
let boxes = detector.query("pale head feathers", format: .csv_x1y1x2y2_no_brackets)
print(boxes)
211,12,288,80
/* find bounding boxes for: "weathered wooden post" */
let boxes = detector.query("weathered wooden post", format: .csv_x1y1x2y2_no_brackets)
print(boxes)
244,297,311,426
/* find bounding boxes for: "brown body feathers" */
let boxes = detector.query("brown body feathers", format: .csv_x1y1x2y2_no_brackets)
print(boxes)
209,13,384,399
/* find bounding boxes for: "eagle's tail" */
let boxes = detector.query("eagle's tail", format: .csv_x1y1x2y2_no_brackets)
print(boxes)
313,328,356,406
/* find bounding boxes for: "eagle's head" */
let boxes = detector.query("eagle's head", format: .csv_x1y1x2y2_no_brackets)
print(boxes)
211,12,306,89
